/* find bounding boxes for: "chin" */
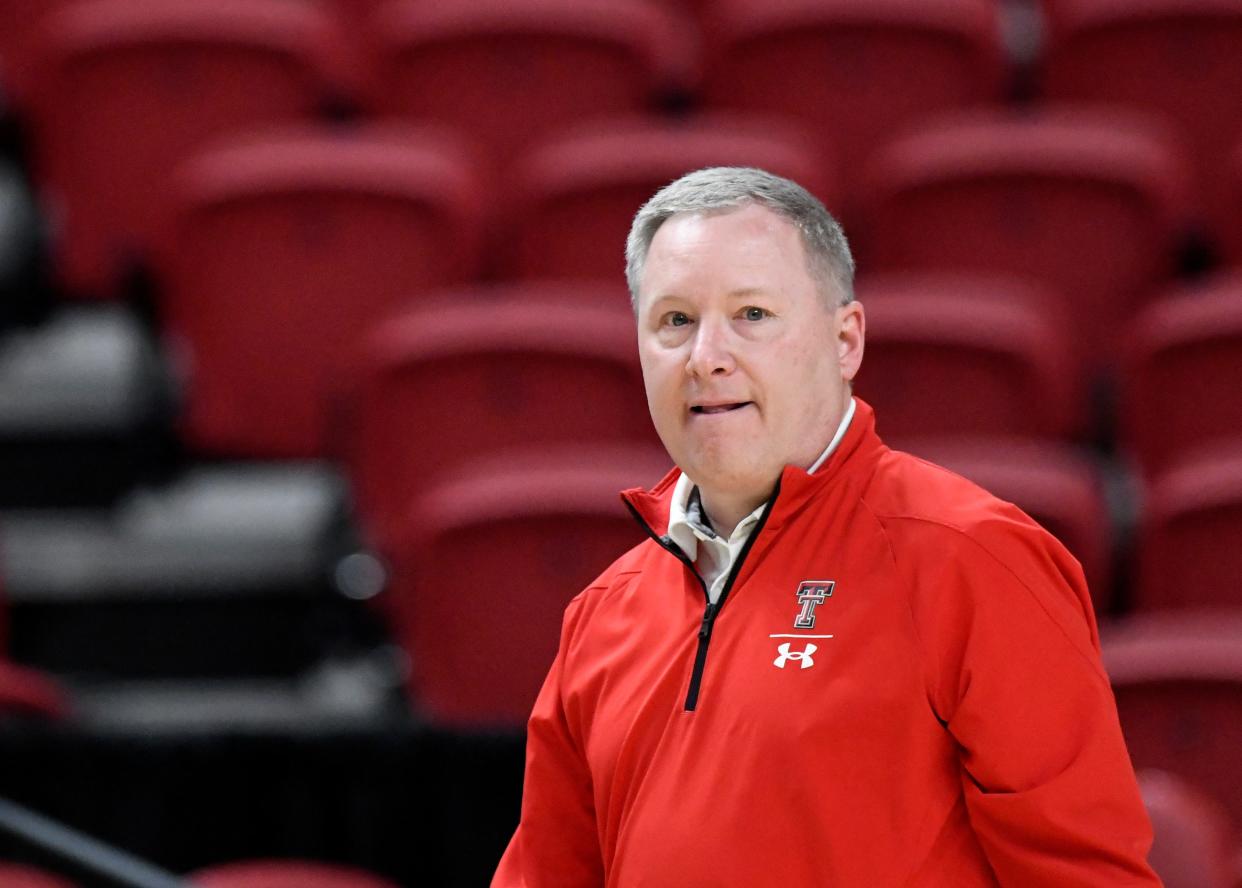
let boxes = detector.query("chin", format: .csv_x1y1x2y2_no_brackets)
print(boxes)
680,452,778,496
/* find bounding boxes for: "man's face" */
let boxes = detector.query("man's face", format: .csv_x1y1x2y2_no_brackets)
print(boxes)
636,203,863,498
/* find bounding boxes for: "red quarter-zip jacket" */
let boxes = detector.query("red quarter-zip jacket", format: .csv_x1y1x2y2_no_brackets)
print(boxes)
493,400,1160,887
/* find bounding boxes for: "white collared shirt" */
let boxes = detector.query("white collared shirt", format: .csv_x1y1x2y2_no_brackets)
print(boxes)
667,397,856,604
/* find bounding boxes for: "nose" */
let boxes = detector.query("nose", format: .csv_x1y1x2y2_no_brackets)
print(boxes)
685,318,736,378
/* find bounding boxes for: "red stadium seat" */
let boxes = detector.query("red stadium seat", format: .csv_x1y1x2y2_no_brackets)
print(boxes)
22,0,350,298
343,288,658,554
1136,447,1242,613
855,274,1082,440
898,437,1114,612
0,2,33,95
1120,275,1242,478
0,864,77,888
1139,769,1236,888
862,109,1190,363
1042,0,1242,234
1222,139,1242,267
0,659,69,719
362,0,692,181
325,0,389,36
392,446,666,726
503,114,835,281
1103,611,1242,835
0,1,73,105
156,124,485,459
192,860,400,888
657,0,716,32
701,0,1005,213
321,3,383,84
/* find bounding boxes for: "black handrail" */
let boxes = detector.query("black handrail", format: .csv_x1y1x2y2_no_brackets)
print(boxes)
0,796,191,888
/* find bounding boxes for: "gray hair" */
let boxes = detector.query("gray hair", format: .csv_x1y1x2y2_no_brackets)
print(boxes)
624,166,855,311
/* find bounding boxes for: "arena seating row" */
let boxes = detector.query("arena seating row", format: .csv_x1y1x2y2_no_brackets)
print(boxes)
0,0,1240,299
3,278,1233,618
17,107,1242,308
1,115,1231,454
2,123,1232,459
4,0,1240,175
0,112,1231,490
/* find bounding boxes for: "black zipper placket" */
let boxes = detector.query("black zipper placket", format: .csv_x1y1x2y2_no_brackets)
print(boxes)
624,482,780,712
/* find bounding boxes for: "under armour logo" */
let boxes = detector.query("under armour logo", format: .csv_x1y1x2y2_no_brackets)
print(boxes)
794,580,835,629
773,642,818,669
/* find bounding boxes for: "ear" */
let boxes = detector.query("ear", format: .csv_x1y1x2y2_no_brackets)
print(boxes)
837,301,865,382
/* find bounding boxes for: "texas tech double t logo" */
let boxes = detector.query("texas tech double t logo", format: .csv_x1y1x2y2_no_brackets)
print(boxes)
794,580,835,629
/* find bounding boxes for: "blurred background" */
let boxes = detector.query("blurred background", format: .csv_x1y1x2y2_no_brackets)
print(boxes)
0,0,1239,886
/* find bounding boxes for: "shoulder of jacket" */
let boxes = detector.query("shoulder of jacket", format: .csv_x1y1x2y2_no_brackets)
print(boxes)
566,537,655,614
864,448,1037,530
859,447,1060,569
860,449,1102,674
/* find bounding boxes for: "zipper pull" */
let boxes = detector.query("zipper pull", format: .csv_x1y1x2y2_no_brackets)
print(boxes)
698,602,719,640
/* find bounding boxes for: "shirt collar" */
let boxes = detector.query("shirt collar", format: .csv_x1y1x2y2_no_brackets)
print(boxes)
666,396,857,558
807,396,856,474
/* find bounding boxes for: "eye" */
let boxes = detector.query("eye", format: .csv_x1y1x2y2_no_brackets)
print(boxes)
663,311,691,327
742,306,770,321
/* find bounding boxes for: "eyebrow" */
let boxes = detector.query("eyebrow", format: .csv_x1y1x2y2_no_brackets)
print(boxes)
648,287,773,306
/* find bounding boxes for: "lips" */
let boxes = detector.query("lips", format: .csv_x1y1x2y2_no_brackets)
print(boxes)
691,402,752,415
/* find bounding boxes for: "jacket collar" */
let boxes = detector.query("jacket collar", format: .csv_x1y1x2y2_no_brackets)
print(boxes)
621,398,887,539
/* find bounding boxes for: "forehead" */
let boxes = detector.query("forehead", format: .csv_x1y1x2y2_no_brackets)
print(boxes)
640,204,811,296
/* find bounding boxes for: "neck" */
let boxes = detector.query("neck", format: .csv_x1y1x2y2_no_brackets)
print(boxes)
697,485,772,538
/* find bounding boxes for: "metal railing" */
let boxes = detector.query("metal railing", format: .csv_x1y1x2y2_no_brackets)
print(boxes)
0,796,191,888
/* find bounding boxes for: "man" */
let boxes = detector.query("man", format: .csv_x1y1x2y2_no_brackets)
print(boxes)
492,167,1160,886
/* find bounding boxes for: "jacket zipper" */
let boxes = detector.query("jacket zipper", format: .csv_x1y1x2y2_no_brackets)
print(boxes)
624,482,780,712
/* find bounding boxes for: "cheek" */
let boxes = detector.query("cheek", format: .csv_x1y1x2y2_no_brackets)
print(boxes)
786,321,838,375
639,356,683,419
643,381,673,426
760,338,815,387
764,340,836,417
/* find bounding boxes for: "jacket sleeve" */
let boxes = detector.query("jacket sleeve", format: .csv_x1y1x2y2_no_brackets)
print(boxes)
492,595,604,888
902,514,1162,887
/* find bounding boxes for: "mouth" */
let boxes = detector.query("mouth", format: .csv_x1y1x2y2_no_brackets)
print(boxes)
690,402,753,415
